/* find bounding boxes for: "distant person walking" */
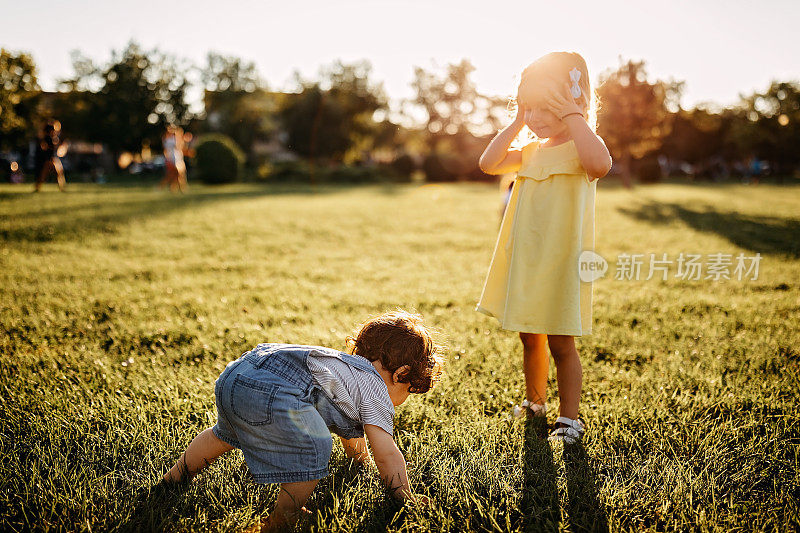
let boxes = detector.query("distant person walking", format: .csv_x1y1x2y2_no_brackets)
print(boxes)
34,120,68,192
160,125,187,192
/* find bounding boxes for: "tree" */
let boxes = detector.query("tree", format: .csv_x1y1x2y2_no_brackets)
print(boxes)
731,81,800,176
202,52,260,93
202,88,278,165
278,60,387,164
200,52,275,164
410,59,506,152
0,49,40,150
57,42,192,161
596,58,683,187
410,59,506,180
660,108,724,165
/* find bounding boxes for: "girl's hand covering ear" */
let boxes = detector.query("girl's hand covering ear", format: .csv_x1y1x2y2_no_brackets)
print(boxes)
545,82,584,121
513,102,527,127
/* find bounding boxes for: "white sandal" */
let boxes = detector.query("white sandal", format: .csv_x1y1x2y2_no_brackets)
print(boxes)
512,400,547,418
548,416,585,444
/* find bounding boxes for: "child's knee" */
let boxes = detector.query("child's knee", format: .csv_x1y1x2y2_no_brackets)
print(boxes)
546,335,575,360
275,480,319,513
519,332,545,349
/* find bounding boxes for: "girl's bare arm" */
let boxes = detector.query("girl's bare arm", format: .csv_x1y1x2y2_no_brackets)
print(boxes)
544,82,612,180
479,106,526,175
562,115,613,180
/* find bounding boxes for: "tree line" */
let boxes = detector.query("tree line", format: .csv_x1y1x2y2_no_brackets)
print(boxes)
1,43,798,184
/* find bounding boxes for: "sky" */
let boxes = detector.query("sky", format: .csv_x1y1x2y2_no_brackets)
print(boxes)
3,0,798,112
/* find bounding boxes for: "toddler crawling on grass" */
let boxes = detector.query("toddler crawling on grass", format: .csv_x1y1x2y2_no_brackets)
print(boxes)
163,310,443,531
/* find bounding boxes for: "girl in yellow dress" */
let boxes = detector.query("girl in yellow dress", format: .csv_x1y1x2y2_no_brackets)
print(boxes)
476,52,612,443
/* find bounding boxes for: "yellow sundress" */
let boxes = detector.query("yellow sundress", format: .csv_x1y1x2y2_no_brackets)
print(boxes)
476,139,596,336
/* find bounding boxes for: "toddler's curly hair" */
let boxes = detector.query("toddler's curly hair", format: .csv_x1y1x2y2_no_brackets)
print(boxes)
347,310,444,393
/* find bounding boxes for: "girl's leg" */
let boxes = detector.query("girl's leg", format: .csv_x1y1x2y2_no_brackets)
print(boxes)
176,162,187,192
35,160,53,192
546,335,582,419
168,165,178,192
164,427,233,482
160,164,175,189
519,332,549,405
258,480,319,532
53,158,66,191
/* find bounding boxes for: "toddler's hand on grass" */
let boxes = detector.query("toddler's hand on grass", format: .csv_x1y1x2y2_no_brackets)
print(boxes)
344,456,376,477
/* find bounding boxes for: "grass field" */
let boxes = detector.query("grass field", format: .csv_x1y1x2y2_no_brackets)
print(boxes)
1,179,798,532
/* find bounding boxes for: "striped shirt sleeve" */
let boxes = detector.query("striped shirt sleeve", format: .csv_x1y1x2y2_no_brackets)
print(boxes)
355,370,395,436
305,350,395,436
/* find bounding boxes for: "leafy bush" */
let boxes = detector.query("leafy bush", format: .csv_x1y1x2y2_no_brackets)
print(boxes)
264,160,312,182
389,153,417,180
376,163,413,183
326,164,374,183
266,161,400,183
423,153,471,182
193,134,245,184
634,154,663,183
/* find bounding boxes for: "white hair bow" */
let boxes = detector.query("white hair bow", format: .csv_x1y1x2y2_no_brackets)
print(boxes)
569,67,582,99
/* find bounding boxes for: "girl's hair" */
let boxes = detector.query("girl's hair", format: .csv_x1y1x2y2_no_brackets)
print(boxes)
346,310,444,393
511,51,600,147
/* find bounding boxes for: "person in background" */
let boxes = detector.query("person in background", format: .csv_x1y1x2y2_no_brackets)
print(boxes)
160,125,187,192
34,120,68,192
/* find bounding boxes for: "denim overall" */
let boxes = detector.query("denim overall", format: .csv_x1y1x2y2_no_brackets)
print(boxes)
212,343,382,483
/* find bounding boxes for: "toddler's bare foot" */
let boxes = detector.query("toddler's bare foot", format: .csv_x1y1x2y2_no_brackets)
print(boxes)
248,507,311,533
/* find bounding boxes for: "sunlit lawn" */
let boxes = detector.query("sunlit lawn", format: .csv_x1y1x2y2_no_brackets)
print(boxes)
1,178,798,532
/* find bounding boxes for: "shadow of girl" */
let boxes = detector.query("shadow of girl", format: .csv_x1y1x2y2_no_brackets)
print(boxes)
521,418,560,532
563,441,609,532
305,458,406,532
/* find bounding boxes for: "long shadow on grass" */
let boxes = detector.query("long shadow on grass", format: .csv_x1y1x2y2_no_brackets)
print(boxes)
618,202,800,258
117,480,190,533
309,458,404,532
521,418,560,532
0,184,393,244
563,442,609,533
1,189,275,244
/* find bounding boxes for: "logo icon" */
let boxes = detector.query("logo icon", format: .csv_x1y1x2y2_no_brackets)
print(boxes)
578,250,608,282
